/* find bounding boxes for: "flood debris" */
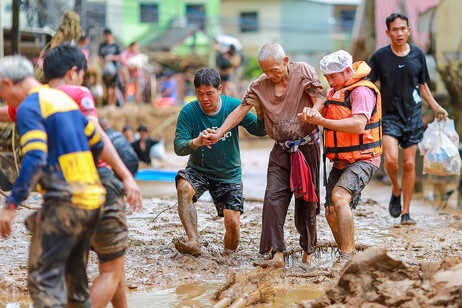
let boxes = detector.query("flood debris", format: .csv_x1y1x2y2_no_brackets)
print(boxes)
301,247,462,308
212,267,283,307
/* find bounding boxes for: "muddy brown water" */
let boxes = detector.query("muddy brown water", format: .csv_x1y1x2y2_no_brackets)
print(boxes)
1,144,462,307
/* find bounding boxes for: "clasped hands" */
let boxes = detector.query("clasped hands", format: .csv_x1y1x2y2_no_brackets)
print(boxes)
298,107,323,124
190,128,221,149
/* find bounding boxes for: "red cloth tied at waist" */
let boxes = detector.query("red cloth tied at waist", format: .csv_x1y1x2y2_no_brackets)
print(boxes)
289,150,318,202
279,127,320,202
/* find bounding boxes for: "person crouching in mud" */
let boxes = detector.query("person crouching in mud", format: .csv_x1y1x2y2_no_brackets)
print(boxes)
299,50,382,270
173,68,266,256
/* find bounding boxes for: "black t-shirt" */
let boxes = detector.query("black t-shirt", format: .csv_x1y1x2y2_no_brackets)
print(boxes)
131,138,159,164
98,42,121,67
368,44,430,122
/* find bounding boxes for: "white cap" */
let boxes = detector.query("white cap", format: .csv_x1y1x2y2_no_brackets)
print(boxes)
319,50,353,74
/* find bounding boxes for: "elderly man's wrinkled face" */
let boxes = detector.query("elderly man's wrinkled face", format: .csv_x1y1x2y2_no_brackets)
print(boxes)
258,56,288,84
195,84,222,114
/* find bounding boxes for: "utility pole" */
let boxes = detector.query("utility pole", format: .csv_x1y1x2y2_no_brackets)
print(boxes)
12,0,20,54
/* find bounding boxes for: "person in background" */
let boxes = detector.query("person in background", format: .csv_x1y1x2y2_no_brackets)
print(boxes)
100,117,139,176
215,44,241,98
122,125,135,143
78,34,90,62
368,13,448,225
153,69,177,108
98,28,122,107
173,67,266,256
120,42,142,104
131,125,159,166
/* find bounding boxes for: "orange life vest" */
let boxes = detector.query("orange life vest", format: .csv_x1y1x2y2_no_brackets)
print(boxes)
324,61,382,163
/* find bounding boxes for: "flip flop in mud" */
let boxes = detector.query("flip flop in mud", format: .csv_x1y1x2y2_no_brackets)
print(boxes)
174,239,201,257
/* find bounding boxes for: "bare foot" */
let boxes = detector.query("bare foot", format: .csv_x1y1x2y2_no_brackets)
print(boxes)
221,248,235,256
257,252,284,268
174,240,201,256
302,252,313,264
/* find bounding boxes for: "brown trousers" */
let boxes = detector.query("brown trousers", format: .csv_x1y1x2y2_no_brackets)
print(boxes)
259,142,320,255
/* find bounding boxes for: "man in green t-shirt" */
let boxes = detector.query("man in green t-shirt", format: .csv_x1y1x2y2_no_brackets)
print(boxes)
174,68,266,256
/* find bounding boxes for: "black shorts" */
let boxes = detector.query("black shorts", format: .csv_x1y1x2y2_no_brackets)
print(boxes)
92,167,128,263
382,111,424,149
175,167,244,216
325,160,378,209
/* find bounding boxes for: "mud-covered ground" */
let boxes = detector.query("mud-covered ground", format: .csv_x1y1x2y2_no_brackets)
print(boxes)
1,142,462,307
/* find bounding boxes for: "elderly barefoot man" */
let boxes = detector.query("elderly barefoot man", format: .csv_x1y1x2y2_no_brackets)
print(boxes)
174,68,266,256
299,50,382,269
214,43,325,267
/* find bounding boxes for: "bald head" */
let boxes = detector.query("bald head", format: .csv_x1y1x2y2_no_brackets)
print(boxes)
257,43,286,63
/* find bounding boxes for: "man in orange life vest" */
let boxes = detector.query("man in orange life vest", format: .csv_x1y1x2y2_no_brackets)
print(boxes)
299,50,382,268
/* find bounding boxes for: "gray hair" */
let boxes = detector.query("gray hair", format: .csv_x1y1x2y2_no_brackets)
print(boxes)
0,55,34,83
257,43,286,62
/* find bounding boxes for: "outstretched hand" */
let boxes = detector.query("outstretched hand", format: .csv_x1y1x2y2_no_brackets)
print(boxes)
123,177,143,212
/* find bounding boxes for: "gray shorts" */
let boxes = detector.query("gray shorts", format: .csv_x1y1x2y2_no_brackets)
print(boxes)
325,160,378,209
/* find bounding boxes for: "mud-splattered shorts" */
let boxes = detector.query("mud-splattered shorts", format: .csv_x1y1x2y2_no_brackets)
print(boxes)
325,160,378,209
91,167,128,263
27,199,100,308
176,167,244,217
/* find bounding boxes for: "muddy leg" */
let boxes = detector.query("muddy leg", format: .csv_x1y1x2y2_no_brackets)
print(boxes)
90,256,126,308
325,205,342,248
331,187,355,252
175,179,201,256
223,209,240,252
302,252,312,264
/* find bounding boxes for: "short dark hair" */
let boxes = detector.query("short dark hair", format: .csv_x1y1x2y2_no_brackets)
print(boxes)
386,13,409,30
193,68,221,89
43,43,87,81
104,28,112,35
138,125,148,132
122,125,133,132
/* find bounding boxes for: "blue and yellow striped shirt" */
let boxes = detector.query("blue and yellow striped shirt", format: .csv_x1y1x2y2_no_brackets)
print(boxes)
7,85,105,210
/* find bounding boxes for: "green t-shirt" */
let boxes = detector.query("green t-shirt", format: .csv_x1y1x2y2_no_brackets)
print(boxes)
174,95,266,182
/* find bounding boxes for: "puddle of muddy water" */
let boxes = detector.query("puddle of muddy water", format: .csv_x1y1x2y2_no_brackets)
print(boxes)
124,281,324,308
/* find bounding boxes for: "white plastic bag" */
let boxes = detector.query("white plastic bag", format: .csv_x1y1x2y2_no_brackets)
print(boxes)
419,118,459,155
419,118,461,176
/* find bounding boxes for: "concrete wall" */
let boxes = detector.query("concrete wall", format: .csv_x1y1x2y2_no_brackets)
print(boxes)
221,0,282,57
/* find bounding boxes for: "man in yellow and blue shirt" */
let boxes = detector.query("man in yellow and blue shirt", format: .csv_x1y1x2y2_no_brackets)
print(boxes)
0,55,105,307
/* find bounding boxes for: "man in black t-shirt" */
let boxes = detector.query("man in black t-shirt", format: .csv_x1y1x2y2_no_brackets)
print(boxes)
131,125,159,165
368,13,448,225
98,28,122,107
